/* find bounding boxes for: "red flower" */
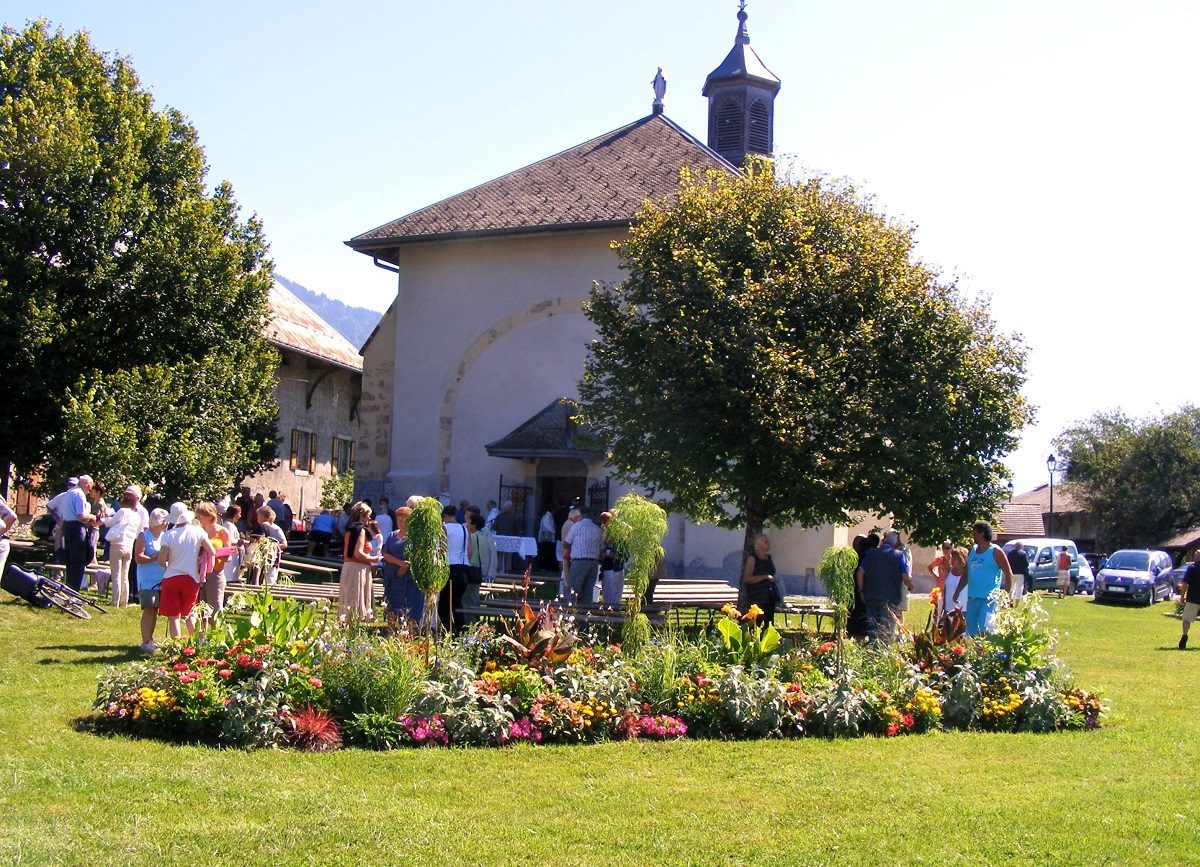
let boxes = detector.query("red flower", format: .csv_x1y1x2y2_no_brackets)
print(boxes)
182,646,197,657
217,669,232,678
197,690,206,699
236,654,252,666
886,724,899,737
902,714,915,729
952,646,965,656
172,663,188,672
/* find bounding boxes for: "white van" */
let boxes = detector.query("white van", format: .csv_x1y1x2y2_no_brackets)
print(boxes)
1001,538,1081,594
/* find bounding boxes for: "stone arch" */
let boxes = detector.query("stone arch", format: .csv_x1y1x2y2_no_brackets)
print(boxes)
436,297,586,491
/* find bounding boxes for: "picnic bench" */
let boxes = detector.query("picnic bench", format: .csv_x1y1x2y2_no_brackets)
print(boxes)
779,601,837,632
224,579,382,604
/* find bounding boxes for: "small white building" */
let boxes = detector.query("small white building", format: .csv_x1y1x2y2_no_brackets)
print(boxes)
346,9,922,589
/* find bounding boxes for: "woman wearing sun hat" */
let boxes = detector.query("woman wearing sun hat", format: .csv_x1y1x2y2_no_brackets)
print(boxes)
155,502,215,641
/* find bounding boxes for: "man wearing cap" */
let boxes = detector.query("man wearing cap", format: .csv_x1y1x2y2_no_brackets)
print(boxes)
57,475,97,590
155,502,215,639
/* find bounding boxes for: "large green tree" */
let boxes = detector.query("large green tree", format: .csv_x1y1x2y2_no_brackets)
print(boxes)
579,159,1030,550
1054,407,1200,549
0,21,277,495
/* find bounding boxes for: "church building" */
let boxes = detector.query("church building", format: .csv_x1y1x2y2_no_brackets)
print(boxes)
347,8,892,589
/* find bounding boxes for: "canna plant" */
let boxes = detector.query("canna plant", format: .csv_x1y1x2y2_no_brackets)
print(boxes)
818,545,860,678
605,493,668,654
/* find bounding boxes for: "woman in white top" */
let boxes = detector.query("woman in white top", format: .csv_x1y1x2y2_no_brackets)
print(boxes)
102,491,141,607
943,547,968,615
220,504,242,586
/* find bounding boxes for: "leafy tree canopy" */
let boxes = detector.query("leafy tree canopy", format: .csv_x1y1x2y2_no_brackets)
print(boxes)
579,159,1030,549
0,21,277,495
1054,407,1200,549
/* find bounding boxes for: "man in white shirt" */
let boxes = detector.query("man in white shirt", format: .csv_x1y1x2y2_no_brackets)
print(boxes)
563,509,603,604
57,475,97,590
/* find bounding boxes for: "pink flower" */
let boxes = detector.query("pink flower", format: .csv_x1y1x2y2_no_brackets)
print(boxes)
182,646,197,657
886,724,899,737
307,677,322,689
172,663,188,672
289,663,301,671
217,669,232,678
902,714,915,729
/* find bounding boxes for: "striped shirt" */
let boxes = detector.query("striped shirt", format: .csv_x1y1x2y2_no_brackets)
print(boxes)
564,518,602,560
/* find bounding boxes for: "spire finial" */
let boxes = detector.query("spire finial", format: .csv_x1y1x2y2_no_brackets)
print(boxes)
651,67,666,115
737,0,749,44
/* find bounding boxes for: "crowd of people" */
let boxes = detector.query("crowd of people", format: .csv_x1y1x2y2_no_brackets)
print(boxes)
849,520,1023,644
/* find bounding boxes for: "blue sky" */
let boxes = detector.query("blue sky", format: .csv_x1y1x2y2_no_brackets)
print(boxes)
9,0,1199,492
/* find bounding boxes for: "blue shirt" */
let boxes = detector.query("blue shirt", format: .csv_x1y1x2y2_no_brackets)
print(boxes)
59,487,89,522
136,529,166,591
311,512,335,533
967,544,1004,599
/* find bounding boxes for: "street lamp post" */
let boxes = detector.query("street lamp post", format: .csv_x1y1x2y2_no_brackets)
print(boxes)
1046,454,1058,537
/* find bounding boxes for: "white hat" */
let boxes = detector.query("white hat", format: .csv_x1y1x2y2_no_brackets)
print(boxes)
168,501,194,526
124,484,143,499
149,508,170,526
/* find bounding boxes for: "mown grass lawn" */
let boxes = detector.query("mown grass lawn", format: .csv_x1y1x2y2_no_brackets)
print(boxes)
0,592,1195,866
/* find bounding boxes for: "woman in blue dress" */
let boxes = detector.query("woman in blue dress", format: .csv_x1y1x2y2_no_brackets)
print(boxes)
380,506,423,631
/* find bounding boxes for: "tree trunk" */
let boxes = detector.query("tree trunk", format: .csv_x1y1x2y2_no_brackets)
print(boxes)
742,499,768,558
0,457,10,500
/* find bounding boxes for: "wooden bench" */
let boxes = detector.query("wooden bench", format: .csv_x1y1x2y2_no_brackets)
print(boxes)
224,579,383,603
279,557,341,579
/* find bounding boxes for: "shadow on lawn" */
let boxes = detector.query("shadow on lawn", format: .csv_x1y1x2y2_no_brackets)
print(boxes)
37,644,143,666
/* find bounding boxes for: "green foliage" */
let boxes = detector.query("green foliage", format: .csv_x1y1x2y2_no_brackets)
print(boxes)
320,641,424,721
320,469,355,511
46,345,279,501
1054,406,1200,549
579,158,1029,546
343,711,406,750
818,546,859,612
216,590,324,659
605,493,667,652
715,611,781,668
405,497,448,595
0,21,277,492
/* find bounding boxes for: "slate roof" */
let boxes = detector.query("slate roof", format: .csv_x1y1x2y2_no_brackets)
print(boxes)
995,503,1048,538
347,114,734,253
266,281,363,373
1010,483,1087,514
1156,525,1200,549
703,10,781,94
485,398,600,460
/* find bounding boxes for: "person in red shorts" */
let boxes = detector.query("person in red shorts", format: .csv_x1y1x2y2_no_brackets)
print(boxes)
155,501,215,641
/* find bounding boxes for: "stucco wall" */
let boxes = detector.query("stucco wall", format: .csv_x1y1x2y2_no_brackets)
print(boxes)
247,348,361,520
361,226,941,596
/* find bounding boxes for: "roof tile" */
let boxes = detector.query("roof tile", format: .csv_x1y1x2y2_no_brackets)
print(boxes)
348,114,733,248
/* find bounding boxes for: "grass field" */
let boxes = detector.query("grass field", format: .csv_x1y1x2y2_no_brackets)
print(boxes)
0,592,1195,865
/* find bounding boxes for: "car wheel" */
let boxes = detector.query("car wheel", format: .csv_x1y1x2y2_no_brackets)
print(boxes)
1069,579,1078,596
1146,585,1156,605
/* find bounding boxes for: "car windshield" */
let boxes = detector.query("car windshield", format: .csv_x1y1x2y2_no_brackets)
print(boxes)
1106,551,1150,571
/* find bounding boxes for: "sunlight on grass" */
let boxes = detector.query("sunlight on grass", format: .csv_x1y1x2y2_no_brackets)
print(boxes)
0,594,1195,865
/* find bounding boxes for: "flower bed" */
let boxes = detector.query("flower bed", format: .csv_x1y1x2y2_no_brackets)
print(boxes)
86,594,1104,750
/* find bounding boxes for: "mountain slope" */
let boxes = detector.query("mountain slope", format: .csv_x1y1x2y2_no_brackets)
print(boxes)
274,274,382,351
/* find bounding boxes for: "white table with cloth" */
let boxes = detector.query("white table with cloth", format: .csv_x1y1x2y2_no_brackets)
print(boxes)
491,535,538,560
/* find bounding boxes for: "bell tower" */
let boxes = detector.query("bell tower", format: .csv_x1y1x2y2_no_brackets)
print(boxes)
702,2,781,167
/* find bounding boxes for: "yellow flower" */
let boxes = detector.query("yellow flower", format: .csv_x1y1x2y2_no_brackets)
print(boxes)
745,604,764,621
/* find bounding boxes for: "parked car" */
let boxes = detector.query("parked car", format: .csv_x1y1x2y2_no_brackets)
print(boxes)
1166,565,1190,597
1081,552,1108,575
1075,556,1095,594
1094,549,1174,605
1002,538,1081,594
